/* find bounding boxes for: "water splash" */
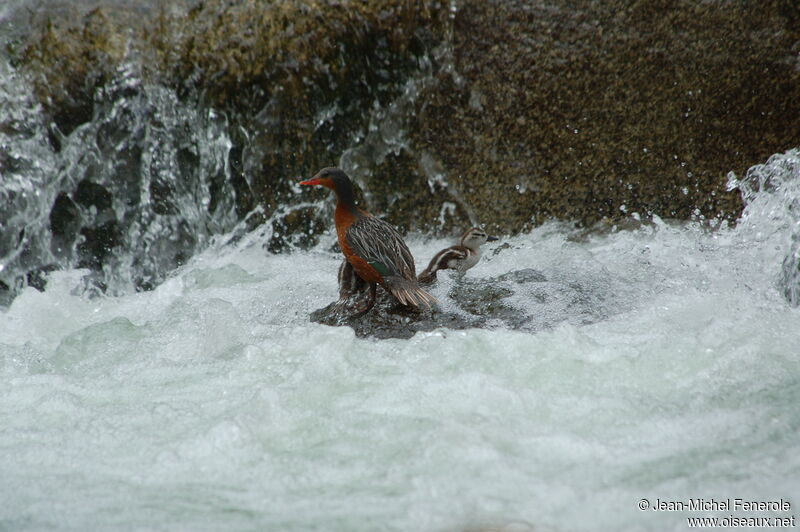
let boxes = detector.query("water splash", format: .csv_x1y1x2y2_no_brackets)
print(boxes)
0,58,239,302
729,149,800,305
336,32,478,231
0,56,60,299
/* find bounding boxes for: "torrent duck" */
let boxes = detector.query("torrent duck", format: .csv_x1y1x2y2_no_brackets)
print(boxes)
300,167,436,311
418,227,498,283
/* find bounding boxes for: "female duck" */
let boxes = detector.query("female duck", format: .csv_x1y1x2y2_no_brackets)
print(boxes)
300,167,436,311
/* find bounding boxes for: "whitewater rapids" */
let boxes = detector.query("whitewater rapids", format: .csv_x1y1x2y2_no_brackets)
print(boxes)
2,153,799,530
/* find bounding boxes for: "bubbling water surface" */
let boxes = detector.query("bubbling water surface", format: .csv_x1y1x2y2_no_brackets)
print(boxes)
2,159,799,530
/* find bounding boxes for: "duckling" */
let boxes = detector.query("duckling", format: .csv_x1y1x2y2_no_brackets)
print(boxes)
418,227,498,283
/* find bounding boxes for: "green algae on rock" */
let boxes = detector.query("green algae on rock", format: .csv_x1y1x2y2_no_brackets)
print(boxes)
14,0,800,243
401,0,800,233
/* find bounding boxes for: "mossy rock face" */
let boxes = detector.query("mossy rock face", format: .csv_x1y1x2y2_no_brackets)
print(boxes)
404,0,800,231
16,0,800,242
14,0,451,286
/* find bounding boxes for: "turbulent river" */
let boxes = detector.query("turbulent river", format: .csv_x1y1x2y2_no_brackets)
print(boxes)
3,154,800,531
2,1,800,531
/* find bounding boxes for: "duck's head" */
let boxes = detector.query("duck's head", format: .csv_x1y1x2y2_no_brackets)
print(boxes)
460,227,499,249
300,167,353,192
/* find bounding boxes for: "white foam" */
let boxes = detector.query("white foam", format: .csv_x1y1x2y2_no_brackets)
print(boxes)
2,170,799,531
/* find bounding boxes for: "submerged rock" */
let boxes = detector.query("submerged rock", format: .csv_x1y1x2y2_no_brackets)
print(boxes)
311,287,484,340
310,267,627,339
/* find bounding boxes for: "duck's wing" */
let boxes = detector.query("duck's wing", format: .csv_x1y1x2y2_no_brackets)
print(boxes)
418,246,468,282
346,215,436,308
431,246,469,270
345,215,416,279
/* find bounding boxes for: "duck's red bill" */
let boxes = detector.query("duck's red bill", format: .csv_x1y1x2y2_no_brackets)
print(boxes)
299,178,320,186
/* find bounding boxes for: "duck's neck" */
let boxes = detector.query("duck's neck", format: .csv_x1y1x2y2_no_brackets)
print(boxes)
333,185,364,237
334,183,360,217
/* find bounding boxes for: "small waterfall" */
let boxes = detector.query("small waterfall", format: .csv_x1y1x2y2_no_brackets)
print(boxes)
0,58,239,303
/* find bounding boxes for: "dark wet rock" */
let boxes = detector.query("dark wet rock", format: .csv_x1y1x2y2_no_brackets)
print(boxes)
49,192,81,258
309,267,617,339
148,178,178,216
16,0,799,241
400,0,800,232
448,278,532,330
25,264,59,292
311,288,482,340
74,180,113,211
70,180,122,272
18,1,448,196
496,268,547,284
266,206,328,253
0,280,11,308
5,0,800,305
448,279,513,316
77,222,120,271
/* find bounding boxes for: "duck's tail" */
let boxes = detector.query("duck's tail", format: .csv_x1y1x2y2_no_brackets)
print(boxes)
384,276,437,309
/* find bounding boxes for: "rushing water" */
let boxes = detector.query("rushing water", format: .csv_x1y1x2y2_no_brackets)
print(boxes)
2,160,800,530
0,54,240,303
2,2,800,531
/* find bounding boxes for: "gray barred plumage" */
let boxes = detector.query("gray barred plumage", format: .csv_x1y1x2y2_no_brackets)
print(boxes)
346,216,415,278
346,216,436,308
